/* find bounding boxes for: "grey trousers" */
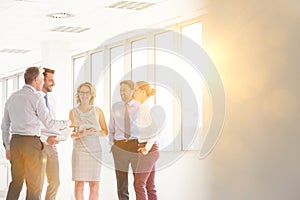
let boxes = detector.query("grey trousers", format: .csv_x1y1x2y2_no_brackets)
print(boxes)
111,140,138,200
44,145,60,200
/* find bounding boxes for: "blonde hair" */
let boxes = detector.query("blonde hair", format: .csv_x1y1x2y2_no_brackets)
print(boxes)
76,82,96,105
136,81,156,97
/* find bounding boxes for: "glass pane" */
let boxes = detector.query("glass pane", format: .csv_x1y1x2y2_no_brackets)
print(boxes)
0,81,2,116
6,79,14,99
0,79,6,187
110,45,125,104
182,22,202,47
92,51,109,120
1,81,5,163
155,31,178,151
91,51,104,87
18,74,25,89
73,56,88,105
74,56,87,85
131,39,148,82
181,22,203,150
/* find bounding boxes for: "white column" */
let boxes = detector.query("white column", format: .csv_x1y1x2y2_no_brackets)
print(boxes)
41,40,73,119
41,40,74,200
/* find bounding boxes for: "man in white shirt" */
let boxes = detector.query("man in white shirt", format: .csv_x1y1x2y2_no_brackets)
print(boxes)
1,66,71,200
41,67,60,200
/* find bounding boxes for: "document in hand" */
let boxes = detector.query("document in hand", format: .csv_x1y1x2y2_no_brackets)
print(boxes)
41,127,73,141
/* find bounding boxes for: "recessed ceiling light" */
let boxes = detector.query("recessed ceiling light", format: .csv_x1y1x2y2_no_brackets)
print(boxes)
46,12,74,19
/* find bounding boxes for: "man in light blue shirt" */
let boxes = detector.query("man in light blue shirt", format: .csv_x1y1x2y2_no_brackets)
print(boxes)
1,66,71,200
109,80,140,200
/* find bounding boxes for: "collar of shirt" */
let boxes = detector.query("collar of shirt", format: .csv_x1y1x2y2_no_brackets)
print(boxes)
126,99,140,107
39,90,47,97
24,84,37,93
142,96,154,107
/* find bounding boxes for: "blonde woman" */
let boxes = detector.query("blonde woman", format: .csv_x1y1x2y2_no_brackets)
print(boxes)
69,82,108,200
133,81,162,200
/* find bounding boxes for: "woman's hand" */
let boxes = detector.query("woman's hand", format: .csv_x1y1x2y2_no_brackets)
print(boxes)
98,130,108,136
138,147,149,155
82,127,97,136
71,127,96,139
71,132,80,139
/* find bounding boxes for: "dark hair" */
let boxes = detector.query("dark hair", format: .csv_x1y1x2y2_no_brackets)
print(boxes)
136,81,156,97
43,67,55,79
24,66,42,84
120,80,135,90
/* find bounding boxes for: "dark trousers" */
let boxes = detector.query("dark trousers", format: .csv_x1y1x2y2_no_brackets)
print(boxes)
6,135,45,200
111,140,138,200
44,145,60,200
134,144,159,200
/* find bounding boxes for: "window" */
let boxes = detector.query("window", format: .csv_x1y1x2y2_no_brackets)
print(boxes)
131,39,148,81
110,45,125,104
181,22,203,150
6,78,14,99
0,81,2,117
18,74,24,89
155,31,180,151
92,51,110,118
72,19,204,152
73,56,89,105
91,51,104,87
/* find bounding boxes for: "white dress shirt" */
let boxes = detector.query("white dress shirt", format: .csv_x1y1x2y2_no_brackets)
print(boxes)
136,96,159,151
1,84,70,150
39,91,57,143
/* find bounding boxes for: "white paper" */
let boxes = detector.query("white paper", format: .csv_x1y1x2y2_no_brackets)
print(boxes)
41,127,73,141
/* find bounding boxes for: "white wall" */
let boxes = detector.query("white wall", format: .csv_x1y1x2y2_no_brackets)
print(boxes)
202,0,300,199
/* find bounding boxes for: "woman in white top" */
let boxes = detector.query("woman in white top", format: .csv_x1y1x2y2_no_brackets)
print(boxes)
69,82,108,200
133,81,161,200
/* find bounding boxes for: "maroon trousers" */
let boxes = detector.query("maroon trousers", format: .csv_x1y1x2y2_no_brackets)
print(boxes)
134,144,159,200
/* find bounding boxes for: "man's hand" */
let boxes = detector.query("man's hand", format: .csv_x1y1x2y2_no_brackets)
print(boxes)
47,136,59,145
6,150,10,160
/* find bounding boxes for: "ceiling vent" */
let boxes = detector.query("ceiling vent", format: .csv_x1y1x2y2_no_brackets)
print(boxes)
107,1,155,10
0,49,30,54
50,26,90,33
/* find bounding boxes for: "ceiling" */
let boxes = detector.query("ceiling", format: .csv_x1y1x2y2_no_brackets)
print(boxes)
0,0,207,76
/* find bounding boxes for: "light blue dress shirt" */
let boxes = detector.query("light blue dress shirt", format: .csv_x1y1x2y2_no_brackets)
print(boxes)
108,100,140,146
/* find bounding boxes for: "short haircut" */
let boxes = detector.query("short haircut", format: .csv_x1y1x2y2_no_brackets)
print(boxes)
24,66,42,84
120,80,135,90
43,67,55,79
